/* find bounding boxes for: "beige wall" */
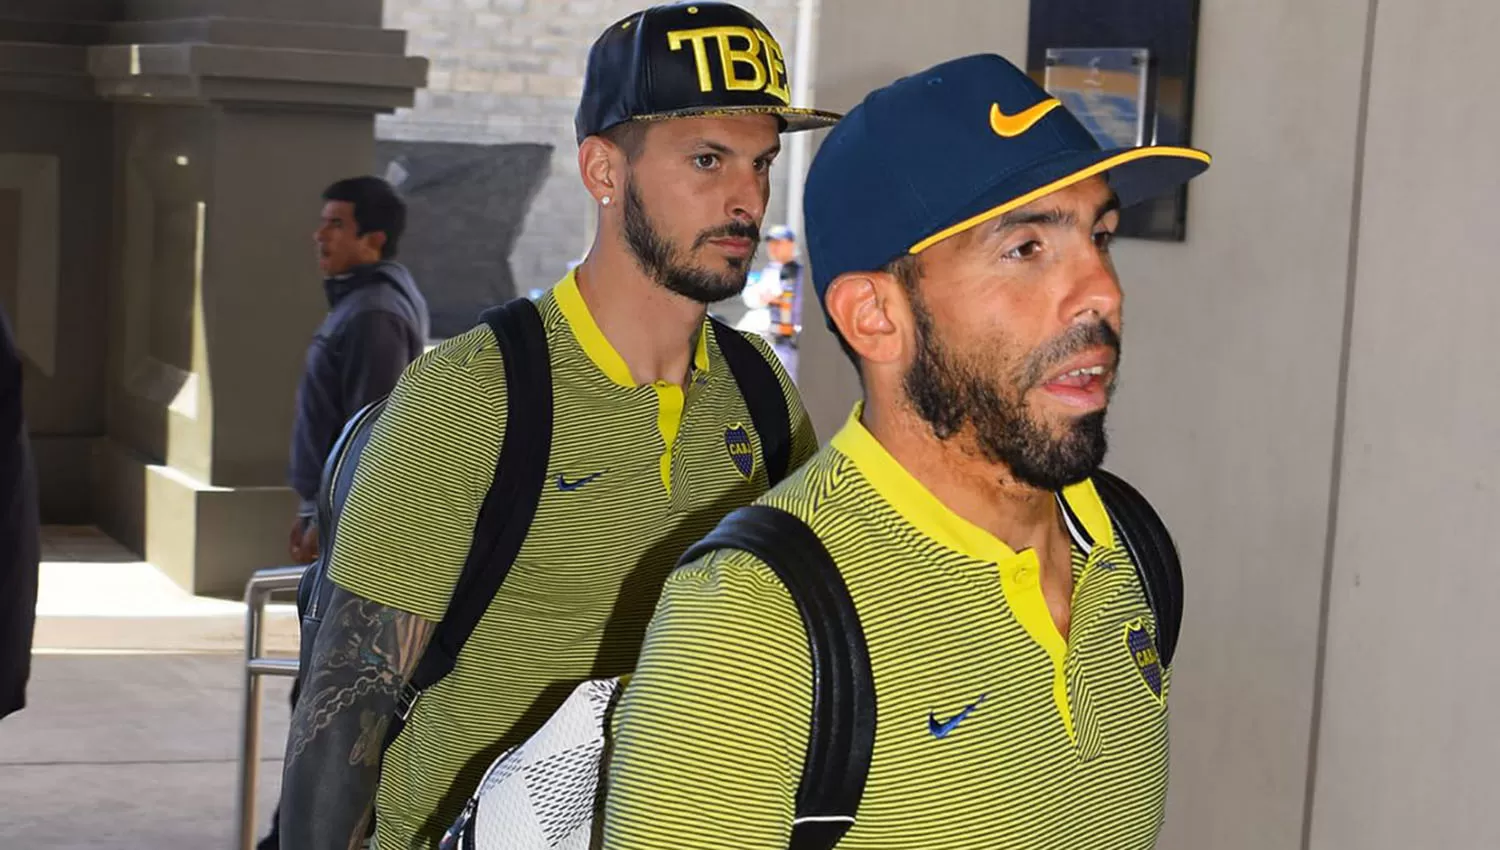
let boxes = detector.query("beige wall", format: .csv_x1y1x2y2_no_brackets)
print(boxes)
1309,0,1500,847
0,97,114,522
806,0,1497,847
207,108,378,487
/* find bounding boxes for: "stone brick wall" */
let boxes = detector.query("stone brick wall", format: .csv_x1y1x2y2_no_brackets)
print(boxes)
380,0,808,301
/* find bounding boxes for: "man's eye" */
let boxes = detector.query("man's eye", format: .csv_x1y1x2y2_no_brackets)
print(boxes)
1004,240,1042,260
694,153,720,170
1094,230,1116,250
754,157,774,173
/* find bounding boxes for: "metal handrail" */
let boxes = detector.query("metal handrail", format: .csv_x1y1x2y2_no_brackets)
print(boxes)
236,565,307,850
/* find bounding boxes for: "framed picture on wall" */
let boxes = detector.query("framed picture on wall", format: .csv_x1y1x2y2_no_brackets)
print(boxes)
1027,0,1202,241
1044,48,1152,149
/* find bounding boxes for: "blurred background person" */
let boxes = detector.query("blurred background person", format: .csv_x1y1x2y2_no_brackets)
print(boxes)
735,224,803,379
286,176,429,564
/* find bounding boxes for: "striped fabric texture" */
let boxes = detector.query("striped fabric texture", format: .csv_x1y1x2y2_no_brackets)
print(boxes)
605,408,1171,850
328,272,816,850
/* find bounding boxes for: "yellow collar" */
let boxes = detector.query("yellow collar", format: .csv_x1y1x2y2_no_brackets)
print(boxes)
553,269,711,388
829,404,1117,561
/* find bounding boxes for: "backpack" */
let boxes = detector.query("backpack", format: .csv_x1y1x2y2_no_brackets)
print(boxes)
293,297,796,744
438,471,1183,850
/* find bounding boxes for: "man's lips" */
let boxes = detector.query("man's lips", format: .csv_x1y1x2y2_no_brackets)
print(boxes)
707,236,755,257
1037,348,1116,410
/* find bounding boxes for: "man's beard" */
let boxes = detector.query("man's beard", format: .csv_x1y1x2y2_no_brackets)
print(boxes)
622,181,758,304
902,290,1120,491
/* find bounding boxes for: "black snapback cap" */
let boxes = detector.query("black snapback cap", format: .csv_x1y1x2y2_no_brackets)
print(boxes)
575,2,841,143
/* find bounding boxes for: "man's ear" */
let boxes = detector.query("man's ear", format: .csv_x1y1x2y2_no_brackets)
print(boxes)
825,270,909,367
578,136,622,206
362,229,388,257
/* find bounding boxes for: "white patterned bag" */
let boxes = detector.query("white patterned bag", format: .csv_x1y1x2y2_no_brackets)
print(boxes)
436,502,900,850
439,677,622,850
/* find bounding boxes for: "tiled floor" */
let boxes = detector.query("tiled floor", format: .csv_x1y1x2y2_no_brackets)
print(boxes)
9,529,301,847
0,653,292,847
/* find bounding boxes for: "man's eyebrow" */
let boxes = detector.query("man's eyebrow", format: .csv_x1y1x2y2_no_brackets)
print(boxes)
995,207,1075,231
990,192,1124,233
689,139,783,160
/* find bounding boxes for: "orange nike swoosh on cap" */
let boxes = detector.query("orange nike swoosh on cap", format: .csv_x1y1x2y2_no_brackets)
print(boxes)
989,98,1063,137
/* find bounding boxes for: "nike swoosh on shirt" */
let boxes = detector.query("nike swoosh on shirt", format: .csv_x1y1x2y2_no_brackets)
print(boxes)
989,99,1062,137
928,693,988,739
556,471,606,492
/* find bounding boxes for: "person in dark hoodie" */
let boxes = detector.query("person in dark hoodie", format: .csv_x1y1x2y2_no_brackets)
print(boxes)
260,177,431,850
0,304,39,722
287,176,429,564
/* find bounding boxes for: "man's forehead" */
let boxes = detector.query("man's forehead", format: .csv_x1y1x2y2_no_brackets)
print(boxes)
647,113,781,147
1008,176,1116,219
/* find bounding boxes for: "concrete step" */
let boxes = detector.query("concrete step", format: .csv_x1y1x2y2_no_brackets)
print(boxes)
37,527,302,656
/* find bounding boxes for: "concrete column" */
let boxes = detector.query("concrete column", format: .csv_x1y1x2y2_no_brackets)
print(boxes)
0,0,427,594
0,6,115,524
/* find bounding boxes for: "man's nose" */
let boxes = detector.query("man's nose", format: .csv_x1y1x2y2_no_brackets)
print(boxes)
726,169,768,225
1067,250,1123,325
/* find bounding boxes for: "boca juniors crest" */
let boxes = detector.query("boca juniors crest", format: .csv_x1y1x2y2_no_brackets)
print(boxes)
1124,619,1165,704
724,423,755,480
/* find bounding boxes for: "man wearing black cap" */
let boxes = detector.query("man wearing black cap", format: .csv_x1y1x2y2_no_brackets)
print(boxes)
606,54,1209,849
277,5,835,849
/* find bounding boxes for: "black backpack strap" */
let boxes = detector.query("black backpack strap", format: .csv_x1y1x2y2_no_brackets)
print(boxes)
1090,469,1184,667
679,506,874,850
709,319,792,485
386,297,553,744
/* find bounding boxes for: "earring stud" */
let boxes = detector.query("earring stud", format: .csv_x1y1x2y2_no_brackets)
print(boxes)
601,196,612,206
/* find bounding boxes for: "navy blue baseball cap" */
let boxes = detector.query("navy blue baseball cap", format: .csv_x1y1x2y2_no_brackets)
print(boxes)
767,225,796,241
804,53,1210,314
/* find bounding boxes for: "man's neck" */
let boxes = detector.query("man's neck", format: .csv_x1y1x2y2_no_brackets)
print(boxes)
574,239,705,388
860,389,1065,558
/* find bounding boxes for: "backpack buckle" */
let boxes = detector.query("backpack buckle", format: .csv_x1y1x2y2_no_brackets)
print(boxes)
395,682,422,721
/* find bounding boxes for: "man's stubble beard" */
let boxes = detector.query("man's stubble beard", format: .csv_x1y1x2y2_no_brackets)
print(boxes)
621,180,758,305
902,289,1120,491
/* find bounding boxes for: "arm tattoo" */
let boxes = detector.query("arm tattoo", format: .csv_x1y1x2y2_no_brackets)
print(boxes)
280,586,434,850
286,591,429,759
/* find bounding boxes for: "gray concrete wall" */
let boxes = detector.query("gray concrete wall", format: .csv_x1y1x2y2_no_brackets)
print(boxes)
805,0,1498,847
0,97,113,522
379,0,807,301
1108,2,1372,846
1308,0,1500,846
207,107,378,488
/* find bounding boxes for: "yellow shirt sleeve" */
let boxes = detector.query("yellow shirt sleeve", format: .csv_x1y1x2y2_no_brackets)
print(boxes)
604,549,815,849
326,328,507,620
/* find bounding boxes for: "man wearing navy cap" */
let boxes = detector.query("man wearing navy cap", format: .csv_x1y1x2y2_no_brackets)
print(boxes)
606,53,1209,849
277,4,834,849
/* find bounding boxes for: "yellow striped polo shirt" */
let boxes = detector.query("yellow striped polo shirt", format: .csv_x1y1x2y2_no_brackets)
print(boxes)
606,406,1172,850
327,270,816,850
